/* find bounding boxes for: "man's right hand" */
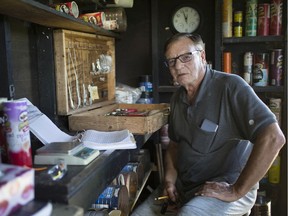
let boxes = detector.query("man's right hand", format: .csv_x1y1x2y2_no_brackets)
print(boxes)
165,182,179,202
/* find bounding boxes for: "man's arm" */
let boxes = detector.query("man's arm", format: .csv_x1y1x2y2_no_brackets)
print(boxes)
197,122,286,202
164,140,179,202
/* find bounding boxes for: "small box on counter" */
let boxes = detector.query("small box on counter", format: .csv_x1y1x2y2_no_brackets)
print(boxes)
0,164,35,216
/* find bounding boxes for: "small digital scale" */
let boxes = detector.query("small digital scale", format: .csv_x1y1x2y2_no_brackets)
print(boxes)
34,141,100,165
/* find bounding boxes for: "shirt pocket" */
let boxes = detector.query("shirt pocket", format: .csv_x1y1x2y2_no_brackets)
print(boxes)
189,125,217,154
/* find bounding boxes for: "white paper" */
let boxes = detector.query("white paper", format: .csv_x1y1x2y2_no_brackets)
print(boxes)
22,98,73,145
81,129,136,150
29,115,73,145
22,98,136,149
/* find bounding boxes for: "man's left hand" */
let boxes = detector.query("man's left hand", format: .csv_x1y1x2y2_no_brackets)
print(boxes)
195,181,241,202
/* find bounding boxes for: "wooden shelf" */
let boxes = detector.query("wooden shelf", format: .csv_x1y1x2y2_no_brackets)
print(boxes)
158,85,180,93
0,0,119,38
130,165,153,211
223,35,285,44
157,85,284,93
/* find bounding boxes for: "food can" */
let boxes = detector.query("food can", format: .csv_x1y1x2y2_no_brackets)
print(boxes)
52,1,79,18
223,52,232,73
0,98,8,163
243,52,253,85
270,49,283,86
234,11,243,37
268,155,281,184
80,12,106,27
3,100,32,167
222,0,233,37
269,98,281,123
253,53,269,86
94,185,129,215
252,195,271,216
245,0,258,36
270,0,283,35
257,3,270,36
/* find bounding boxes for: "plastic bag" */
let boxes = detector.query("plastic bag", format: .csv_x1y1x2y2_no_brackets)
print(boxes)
115,83,142,104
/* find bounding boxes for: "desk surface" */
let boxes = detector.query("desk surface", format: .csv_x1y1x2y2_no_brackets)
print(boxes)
34,135,149,210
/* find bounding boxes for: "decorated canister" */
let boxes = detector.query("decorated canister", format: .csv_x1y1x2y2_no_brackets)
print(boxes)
223,52,232,73
222,0,233,37
270,0,283,35
53,1,79,18
268,154,280,184
243,52,253,85
234,11,243,37
114,171,138,199
121,162,144,186
253,53,269,86
270,49,283,86
79,12,106,27
245,0,258,36
269,98,281,124
257,3,270,36
3,100,32,167
0,98,8,163
94,185,129,215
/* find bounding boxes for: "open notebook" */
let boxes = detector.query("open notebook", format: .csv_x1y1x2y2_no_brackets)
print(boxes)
24,98,136,150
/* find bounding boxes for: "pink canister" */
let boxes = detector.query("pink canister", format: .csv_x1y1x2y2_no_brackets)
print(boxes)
3,100,32,167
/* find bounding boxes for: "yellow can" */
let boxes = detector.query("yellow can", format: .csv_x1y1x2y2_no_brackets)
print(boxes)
268,155,281,184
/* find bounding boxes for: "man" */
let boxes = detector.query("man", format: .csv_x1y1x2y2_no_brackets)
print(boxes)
132,33,285,216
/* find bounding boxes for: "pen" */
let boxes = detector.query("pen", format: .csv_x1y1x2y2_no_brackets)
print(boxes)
155,195,169,201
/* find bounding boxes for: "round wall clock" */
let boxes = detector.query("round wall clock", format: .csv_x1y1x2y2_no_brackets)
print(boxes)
171,6,201,33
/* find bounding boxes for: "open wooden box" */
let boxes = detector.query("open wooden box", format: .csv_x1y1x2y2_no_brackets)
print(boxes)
54,29,169,135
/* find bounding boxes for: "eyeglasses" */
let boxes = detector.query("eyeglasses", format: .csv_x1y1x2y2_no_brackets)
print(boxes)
165,50,202,68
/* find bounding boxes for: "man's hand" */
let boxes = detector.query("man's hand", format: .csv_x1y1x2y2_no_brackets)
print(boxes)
195,181,241,202
165,182,179,203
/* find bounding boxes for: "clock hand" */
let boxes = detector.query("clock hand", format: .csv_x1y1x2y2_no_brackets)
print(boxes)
182,11,188,23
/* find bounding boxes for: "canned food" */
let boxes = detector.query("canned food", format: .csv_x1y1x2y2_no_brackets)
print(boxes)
257,4,270,36
245,0,258,36
223,52,232,73
270,0,283,35
269,98,281,123
270,49,283,86
253,53,269,86
243,52,253,85
222,0,233,37
234,11,243,37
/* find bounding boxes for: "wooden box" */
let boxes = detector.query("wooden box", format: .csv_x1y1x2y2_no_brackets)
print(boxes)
54,29,169,135
54,29,116,115
68,103,169,134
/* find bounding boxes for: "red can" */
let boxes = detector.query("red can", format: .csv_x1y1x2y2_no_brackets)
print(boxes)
257,4,270,36
270,0,283,35
270,49,283,86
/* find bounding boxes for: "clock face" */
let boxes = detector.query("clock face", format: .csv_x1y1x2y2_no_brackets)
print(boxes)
172,6,201,33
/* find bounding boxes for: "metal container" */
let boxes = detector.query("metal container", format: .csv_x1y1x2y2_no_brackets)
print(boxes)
270,0,283,35
222,0,233,37
253,53,269,86
234,11,243,37
245,0,258,36
257,3,270,36
243,52,253,85
270,49,283,86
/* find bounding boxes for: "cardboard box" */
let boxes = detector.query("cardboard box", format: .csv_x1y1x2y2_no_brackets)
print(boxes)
54,29,169,135
0,164,35,216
